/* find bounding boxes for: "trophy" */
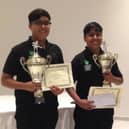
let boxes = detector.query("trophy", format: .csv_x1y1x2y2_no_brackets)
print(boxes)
93,42,118,87
93,52,118,87
20,41,51,104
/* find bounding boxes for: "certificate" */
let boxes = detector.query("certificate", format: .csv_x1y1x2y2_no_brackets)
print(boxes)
88,86,122,109
42,63,74,91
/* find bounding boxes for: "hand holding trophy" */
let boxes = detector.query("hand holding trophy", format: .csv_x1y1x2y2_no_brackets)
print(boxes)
93,41,118,87
20,41,51,104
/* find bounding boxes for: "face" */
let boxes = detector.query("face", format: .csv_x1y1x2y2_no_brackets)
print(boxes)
84,29,102,53
29,16,51,41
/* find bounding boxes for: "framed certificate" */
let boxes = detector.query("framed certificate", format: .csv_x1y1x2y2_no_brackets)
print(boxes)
42,63,74,91
88,86,122,109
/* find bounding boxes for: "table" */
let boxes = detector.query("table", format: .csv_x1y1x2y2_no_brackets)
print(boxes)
0,93,75,129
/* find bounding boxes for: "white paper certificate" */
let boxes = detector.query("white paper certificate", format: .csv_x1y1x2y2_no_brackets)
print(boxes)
88,86,122,108
42,63,74,91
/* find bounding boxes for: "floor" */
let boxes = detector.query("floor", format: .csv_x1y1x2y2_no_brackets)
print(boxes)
113,119,129,129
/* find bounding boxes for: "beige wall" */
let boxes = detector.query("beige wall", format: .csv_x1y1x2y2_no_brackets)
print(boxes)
0,0,129,118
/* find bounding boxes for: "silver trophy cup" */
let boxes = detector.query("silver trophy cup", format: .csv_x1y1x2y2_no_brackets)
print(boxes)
93,52,118,87
20,41,51,104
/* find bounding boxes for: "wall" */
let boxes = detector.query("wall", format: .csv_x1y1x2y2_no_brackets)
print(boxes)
0,0,129,118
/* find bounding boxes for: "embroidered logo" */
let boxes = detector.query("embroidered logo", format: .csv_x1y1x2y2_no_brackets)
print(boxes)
28,50,34,58
84,59,92,71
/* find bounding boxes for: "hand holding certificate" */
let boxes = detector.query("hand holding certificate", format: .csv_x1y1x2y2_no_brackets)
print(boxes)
88,93,116,108
88,86,122,108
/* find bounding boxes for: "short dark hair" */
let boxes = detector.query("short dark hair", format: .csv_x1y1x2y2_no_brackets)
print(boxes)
83,22,103,36
28,8,51,24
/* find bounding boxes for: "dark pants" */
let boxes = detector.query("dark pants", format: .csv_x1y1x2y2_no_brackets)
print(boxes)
15,105,58,129
74,107,114,129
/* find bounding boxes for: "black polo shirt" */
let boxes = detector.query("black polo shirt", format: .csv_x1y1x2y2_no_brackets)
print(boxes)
3,37,64,109
72,47,123,99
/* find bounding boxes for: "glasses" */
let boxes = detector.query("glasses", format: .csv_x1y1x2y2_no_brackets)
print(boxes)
33,20,51,26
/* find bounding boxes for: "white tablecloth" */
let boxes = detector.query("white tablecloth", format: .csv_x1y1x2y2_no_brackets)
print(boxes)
0,93,75,129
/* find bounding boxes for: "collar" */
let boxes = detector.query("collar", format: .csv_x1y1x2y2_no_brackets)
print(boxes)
84,46,104,57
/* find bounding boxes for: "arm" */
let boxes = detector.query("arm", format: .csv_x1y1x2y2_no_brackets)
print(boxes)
104,62,123,85
104,72,123,85
66,87,95,110
112,76,123,85
50,86,64,95
1,73,41,92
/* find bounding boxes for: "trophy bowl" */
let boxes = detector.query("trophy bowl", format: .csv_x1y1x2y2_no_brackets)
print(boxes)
93,52,118,86
26,56,47,83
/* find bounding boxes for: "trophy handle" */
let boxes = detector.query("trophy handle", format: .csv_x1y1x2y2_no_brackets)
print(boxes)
20,57,30,73
93,54,101,67
111,53,118,68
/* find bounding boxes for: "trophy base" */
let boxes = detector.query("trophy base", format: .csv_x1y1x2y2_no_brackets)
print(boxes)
103,80,111,87
34,89,44,104
35,96,44,104
102,84,111,87
102,83,111,87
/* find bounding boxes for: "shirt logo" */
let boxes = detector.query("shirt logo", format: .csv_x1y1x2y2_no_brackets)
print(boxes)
84,59,92,71
28,50,34,58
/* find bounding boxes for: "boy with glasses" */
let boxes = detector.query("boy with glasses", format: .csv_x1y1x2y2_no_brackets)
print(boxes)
1,8,64,129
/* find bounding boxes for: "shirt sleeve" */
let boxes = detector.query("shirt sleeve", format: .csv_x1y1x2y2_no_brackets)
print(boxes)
3,48,20,76
71,57,79,83
111,62,123,78
57,46,64,63
49,45,64,64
